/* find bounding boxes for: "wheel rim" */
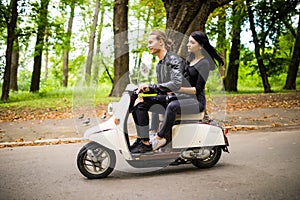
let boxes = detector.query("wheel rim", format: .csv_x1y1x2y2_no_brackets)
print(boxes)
201,148,218,162
83,148,111,175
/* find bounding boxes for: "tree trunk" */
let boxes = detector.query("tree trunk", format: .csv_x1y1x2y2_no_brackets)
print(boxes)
93,1,105,83
63,0,75,87
44,28,49,80
216,7,226,76
246,0,272,93
283,14,300,90
30,0,50,92
162,0,232,57
1,0,18,101
111,0,129,97
10,37,19,91
85,0,100,85
224,1,243,92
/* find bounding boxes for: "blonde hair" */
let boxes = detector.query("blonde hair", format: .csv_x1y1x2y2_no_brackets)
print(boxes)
150,31,173,51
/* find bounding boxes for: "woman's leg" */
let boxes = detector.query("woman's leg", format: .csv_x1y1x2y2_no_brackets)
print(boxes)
157,100,180,138
157,99,201,138
179,98,203,114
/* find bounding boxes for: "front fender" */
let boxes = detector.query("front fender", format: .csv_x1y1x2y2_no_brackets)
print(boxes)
83,117,120,150
86,129,120,151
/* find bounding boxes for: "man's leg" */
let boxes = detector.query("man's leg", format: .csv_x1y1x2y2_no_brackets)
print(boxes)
131,99,166,153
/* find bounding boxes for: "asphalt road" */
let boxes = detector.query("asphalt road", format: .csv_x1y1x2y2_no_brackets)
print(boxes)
0,127,299,200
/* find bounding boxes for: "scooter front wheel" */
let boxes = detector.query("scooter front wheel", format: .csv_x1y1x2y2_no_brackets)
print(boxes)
77,141,116,179
191,146,222,169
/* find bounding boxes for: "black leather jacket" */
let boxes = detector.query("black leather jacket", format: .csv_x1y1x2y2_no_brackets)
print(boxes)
149,51,184,94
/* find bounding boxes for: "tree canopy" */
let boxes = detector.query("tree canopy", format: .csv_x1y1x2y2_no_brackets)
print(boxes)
0,0,299,100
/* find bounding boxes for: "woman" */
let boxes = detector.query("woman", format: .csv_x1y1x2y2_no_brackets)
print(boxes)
151,31,224,150
130,31,185,153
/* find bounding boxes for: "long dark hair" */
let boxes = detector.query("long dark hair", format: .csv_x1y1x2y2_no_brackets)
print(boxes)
150,30,174,51
187,31,224,70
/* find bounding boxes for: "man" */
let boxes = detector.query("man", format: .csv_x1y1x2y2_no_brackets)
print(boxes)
130,30,184,153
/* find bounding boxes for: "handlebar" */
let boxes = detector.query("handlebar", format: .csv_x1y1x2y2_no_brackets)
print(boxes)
138,93,158,98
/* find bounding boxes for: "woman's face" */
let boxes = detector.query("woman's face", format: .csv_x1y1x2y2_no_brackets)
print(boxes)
148,35,163,55
187,36,201,53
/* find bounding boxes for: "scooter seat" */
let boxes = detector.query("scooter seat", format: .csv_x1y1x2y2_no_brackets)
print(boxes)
175,112,205,120
158,112,205,121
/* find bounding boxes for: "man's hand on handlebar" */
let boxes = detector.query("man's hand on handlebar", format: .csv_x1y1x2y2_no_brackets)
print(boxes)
137,85,150,93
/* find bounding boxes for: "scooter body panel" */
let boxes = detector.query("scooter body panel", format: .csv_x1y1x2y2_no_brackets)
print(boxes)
172,123,225,148
85,127,120,151
113,149,163,173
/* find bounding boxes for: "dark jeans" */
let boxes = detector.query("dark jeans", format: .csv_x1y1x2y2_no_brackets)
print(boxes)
132,96,167,141
158,98,204,138
132,97,204,140
150,112,159,131
132,97,167,141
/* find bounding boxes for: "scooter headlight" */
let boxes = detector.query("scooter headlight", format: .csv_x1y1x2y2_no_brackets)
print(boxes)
107,102,114,115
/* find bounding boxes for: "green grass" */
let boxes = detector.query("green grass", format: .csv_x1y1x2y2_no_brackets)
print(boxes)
0,83,298,111
0,85,119,111
232,85,299,94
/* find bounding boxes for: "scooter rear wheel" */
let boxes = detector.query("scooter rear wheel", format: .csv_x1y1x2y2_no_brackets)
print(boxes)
77,141,116,179
191,146,222,168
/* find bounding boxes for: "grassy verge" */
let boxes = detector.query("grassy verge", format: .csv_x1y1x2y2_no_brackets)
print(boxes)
1,86,298,109
0,85,299,122
0,86,120,121
0,86,119,109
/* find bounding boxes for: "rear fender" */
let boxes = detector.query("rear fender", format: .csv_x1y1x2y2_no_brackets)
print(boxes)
172,124,226,148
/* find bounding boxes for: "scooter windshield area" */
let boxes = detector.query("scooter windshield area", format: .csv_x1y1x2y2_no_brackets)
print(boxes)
72,81,138,151
73,83,107,138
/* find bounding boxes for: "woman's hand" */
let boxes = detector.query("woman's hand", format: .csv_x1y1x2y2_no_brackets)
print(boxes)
178,87,196,94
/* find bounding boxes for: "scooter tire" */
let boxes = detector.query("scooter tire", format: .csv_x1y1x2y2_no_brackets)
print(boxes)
191,146,222,169
77,141,116,179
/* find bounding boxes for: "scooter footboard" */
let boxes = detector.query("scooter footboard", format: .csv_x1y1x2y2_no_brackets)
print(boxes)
172,124,225,148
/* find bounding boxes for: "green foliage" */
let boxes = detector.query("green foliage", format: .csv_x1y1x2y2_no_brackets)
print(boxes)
17,69,32,91
238,25,297,90
249,0,298,49
129,0,166,85
206,70,225,93
207,4,230,46
0,0,299,103
0,85,117,109
0,88,73,109
238,43,300,92
69,55,86,84
0,1,8,76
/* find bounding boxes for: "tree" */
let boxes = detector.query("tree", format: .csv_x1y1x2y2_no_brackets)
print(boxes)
10,37,19,91
1,0,18,101
216,6,227,77
284,14,300,90
130,0,165,85
162,0,232,56
245,0,272,93
30,0,50,92
245,0,299,93
62,0,75,87
85,0,100,84
224,0,246,92
92,0,106,83
111,0,129,96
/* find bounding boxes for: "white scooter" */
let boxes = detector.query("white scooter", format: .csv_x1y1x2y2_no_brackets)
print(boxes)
76,84,229,179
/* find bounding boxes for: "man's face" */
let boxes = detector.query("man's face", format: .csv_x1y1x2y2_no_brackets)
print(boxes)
148,35,163,55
